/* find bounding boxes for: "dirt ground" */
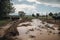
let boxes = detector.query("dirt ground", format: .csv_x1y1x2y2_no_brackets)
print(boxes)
11,19,60,40
42,19,60,26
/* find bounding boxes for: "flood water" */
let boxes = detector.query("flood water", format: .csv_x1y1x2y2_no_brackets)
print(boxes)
17,19,60,40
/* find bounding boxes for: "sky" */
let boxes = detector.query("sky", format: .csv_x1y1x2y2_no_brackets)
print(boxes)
11,0,60,15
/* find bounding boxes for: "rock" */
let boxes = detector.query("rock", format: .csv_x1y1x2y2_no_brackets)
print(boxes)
58,26,60,30
29,28,34,31
40,33,42,35
20,24,31,27
58,32,60,34
29,35,36,38
48,31,52,33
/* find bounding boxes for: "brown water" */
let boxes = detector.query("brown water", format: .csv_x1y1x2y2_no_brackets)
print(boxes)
17,19,60,40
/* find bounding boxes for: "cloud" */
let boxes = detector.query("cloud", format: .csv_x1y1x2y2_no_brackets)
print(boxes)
12,0,22,4
43,3,60,7
13,4,37,14
18,0,22,2
37,0,60,4
37,0,60,7
12,0,60,15
27,0,41,4
27,0,60,7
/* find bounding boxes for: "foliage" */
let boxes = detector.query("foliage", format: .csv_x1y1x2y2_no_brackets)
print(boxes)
36,13,40,18
54,13,58,16
49,12,53,16
0,20,10,26
32,14,35,17
18,11,25,18
0,0,15,19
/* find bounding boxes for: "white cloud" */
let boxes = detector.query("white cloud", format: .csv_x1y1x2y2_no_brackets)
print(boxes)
13,4,36,14
27,0,37,2
27,0,41,4
37,0,60,4
18,0,22,2
37,0,60,7
42,2,60,7
27,0,60,7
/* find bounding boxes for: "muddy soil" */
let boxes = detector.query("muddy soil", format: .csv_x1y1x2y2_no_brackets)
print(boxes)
15,19,60,40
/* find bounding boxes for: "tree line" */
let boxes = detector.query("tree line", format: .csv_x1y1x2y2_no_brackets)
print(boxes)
18,11,60,20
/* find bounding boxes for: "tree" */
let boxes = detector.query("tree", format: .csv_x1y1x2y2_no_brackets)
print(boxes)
32,14,35,17
0,0,15,19
49,12,53,16
52,13,58,23
54,13,58,16
36,13,40,18
18,11,25,18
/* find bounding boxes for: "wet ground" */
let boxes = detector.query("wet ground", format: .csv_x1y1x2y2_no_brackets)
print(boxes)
14,19,60,40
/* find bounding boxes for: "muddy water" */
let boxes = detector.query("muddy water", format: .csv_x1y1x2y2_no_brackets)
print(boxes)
17,19,60,40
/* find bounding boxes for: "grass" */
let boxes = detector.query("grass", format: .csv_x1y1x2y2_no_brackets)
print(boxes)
0,20,10,27
25,15,36,19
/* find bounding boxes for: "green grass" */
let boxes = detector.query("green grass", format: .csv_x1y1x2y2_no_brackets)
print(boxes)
0,20,10,26
38,16,53,20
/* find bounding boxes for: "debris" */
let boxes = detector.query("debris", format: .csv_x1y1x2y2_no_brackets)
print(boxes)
29,35,36,38
20,24,31,27
40,33,42,34
58,32,60,34
48,31,52,33
29,28,34,31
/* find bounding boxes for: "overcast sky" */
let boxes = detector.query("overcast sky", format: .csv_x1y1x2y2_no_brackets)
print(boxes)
12,0,60,15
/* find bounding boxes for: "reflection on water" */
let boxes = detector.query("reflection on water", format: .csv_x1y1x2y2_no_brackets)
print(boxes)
17,19,60,40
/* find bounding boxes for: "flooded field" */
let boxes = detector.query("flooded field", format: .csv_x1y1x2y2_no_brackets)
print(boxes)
16,19,60,40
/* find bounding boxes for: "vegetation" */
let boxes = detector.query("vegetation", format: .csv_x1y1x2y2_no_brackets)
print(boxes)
49,12,53,16
32,14,35,17
0,0,14,20
18,11,25,18
36,13,40,18
0,0,14,26
0,20,10,26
